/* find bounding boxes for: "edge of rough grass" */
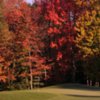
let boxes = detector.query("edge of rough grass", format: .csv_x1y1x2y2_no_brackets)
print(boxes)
44,83,100,91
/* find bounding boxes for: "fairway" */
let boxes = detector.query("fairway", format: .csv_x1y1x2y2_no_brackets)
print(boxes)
0,84,100,100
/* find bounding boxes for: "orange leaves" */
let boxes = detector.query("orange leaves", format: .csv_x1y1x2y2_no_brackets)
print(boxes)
8,73,16,81
0,56,4,63
32,71,41,76
41,65,51,70
50,42,58,48
48,10,64,25
48,28,53,34
14,9,23,17
0,75,7,83
0,68,3,75
57,52,62,61
75,0,83,6
53,27,60,33
20,72,27,77
45,1,65,26
48,10,59,21
58,37,66,46
6,9,22,26
48,27,60,34
0,67,7,82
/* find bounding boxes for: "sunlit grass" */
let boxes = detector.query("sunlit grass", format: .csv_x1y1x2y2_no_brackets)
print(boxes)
0,84,100,100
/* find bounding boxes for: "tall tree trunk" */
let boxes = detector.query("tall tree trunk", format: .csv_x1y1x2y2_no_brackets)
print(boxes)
72,60,76,83
44,69,47,79
29,50,33,90
26,76,29,89
30,67,33,89
8,67,11,88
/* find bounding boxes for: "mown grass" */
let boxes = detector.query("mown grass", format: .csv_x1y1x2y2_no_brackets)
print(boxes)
0,84,100,100
0,91,55,100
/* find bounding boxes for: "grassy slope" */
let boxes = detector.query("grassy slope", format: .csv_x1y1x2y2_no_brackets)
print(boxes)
0,84,100,100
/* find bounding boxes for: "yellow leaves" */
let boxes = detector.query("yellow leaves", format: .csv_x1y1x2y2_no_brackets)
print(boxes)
75,0,83,6
92,48,100,54
80,27,85,35
85,11,90,18
85,21,91,26
0,26,13,43
92,10,97,16
75,0,100,58
96,17,100,24
86,21,92,27
0,8,13,44
78,46,94,58
83,47,92,54
75,9,98,57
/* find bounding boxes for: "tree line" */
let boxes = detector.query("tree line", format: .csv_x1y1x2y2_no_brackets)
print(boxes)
0,0,100,90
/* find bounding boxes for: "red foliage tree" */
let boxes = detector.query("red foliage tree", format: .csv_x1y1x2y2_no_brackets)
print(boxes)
6,2,50,89
0,0,15,86
43,0,78,82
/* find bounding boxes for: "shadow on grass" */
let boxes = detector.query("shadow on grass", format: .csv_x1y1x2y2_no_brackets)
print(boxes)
50,83,100,91
67,94,100,98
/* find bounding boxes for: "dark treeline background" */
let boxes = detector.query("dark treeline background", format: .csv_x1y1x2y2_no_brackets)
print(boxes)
0,0,100,90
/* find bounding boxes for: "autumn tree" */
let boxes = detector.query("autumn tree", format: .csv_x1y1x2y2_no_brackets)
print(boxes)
40,0,79,83
6,1,49,89
75,0,100,86
0,0,14,89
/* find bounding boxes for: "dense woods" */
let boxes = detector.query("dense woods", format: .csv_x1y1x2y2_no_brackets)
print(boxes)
0,0,100,90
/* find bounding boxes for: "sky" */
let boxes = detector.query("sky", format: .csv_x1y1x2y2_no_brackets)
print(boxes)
25,0,34,4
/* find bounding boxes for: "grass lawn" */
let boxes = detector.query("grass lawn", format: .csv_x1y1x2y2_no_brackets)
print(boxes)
0,84,100,100
0,91,55,100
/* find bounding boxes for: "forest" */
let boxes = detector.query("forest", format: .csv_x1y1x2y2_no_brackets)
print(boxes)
0,0,100,90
